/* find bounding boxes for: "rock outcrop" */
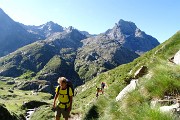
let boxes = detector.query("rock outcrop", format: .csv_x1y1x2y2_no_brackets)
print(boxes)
134,66,148,79
17,80,54,94
174,50,180,65
116,79,138,101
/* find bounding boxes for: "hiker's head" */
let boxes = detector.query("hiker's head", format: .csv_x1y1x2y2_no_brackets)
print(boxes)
58,77,67,89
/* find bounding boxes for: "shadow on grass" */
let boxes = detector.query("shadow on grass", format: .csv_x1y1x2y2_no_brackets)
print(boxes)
84,105,99,120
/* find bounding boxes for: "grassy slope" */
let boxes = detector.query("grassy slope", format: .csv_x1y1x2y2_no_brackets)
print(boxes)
73,31,180,120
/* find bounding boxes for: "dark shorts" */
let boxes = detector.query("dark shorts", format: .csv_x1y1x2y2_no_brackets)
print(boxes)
56,106,70,118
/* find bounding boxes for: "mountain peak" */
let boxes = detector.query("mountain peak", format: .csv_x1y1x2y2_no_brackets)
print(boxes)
116,19,137,34
105,19,138,39
65,26,75,32
36,21,64,37
42,21,62,28
104,19,159,54
46,21,54,24
45,21,58,26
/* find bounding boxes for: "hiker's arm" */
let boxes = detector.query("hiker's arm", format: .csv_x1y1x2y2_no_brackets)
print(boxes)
53,93,59,108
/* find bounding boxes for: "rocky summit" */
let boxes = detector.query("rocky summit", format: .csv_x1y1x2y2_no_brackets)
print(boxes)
105,19,159,55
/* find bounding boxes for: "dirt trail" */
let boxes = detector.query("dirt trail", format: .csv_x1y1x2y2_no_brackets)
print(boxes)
69,113,82,120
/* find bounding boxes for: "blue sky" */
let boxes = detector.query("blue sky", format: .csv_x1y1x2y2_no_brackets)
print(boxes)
0,0,180,43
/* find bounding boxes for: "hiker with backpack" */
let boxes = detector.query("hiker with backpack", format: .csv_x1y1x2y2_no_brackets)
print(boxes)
96,82,107,98
96,86,102,98
53,77,73,120
101,82,106,94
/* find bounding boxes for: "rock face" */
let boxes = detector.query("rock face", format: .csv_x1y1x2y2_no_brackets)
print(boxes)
173,50,180,65
75,19,158,81
75,35,139,81
105,19,160,55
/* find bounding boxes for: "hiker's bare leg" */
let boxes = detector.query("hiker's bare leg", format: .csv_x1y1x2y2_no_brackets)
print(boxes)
56,116,60,120
96,92,98,98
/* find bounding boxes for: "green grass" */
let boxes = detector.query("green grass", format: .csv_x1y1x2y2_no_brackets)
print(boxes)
19,70,36,79
0,77,52,118
31,105,54,120
144,61,180,98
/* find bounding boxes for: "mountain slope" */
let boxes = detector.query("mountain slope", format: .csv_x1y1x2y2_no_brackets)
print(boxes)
21,31,180,120
75,34,139,81
75,19,159,81
0,8,159,84
0,19,160,85
0,8,44,57
0,29,86,86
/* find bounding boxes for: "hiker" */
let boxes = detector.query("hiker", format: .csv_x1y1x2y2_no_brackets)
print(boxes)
96,86,100,98
53,77,73,120
96,86,103,98
101,82,106,94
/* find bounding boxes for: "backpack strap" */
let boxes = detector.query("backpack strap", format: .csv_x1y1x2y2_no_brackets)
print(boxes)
67,87,70,103
57,86,70,111
57,85,70,98
57,85,60,93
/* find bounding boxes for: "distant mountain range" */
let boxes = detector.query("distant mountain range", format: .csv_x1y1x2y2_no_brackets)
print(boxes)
0,8,160,85
19,21,64,38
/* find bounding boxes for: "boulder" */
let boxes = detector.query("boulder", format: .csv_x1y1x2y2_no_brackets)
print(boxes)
8,89,14,93
17,80,54,93
6,81,15,85
38,85,52,93
173,50,180,65
134,66,147,79
116,79,138,101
